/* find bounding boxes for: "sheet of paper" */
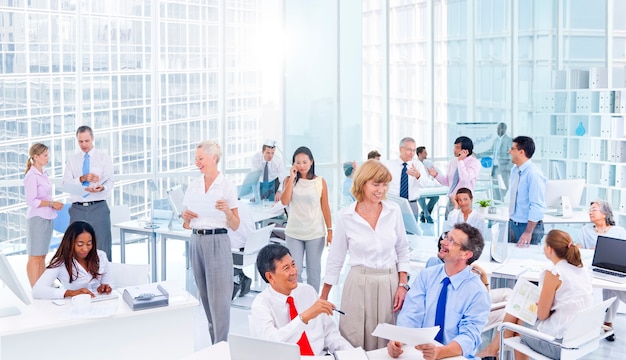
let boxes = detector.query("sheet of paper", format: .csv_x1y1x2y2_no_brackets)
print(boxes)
505,279,540,325
371,323,439,347
185,197,219,218
61,183,89,196
67,303,118,318
333,347,368,360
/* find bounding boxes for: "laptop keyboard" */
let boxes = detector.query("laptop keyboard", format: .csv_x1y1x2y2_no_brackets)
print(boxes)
593,268,626,278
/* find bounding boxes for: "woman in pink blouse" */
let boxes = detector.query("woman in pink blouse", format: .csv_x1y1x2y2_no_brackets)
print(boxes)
24,143,63,286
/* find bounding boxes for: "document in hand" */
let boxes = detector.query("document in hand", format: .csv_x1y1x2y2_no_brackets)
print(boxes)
504,279,540,325
371,323,440,347
122,283,169,311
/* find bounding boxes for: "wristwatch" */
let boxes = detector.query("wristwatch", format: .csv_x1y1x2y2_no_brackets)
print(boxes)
399,283,410,291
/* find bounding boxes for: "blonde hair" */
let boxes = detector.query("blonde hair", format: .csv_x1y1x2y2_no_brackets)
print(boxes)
351,160,392,202
25,143,48,174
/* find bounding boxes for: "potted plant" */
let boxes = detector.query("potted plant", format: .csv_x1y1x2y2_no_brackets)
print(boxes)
476,199,492,214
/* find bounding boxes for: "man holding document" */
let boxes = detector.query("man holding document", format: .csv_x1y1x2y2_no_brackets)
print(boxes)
62,126,114,261
388,223,490,360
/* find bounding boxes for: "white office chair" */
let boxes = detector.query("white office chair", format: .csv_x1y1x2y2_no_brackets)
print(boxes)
233,224,275,280
109,262,150,288
498,297,616,360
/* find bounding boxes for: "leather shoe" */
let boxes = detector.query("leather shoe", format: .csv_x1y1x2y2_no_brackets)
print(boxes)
232,282,240,300
606,334,615,342
239,276,252,297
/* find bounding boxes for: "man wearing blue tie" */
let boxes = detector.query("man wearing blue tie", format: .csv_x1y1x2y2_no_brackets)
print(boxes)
387,223,490,360
62,126,114,260
384,137,428,220
251,139,284,202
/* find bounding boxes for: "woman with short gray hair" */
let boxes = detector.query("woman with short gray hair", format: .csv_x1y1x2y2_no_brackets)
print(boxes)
576,200,626,249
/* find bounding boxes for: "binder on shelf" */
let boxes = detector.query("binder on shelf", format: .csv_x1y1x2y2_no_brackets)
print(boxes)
589,67,608,89
614,91,622,114
599,91,615,113
570,70,590,89
123,283,169,311
575,91,591,113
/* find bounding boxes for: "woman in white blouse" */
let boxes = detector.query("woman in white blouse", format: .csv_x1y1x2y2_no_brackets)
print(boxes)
442,187,487,240
32,221,113,299
321,160,410,351
478,229,593,359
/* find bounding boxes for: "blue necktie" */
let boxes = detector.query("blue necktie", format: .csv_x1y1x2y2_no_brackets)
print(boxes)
263,162,269,183
82,153,90,186
434,277,451,343
400,162,408,199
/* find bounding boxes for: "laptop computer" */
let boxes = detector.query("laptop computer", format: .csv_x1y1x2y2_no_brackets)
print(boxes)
228,334,301,360
591,236,626,284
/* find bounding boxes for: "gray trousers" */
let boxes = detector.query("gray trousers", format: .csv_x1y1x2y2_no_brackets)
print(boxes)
285,235,325,292
190,233,233,344
69,201,112,261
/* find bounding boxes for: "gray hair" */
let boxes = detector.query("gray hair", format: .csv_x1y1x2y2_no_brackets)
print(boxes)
591,200,616,226
197,140,222,164
399,137,416,147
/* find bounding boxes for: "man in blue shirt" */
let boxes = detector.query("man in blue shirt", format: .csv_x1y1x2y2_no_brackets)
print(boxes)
388,223,490,360
508,136,546,246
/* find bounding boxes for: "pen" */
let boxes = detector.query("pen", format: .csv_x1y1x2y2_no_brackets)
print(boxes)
334,308,346,315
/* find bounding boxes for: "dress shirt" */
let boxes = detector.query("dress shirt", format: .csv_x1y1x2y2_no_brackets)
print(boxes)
183,173,238,230
342,177,355,203
442,209,487,240
63,148,114,203
24,166,57,220
32,250,114,299
324,200,410,285
509,159,546,223
250,283,353,355
435,155,481,195
576,224,626,249
251,152,284,183
397,264,490,357
384,158,428,201
227,200,256,249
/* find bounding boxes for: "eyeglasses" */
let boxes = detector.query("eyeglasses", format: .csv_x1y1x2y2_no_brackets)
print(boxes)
403,146,416,153
443,235,465,249
589,208,601,213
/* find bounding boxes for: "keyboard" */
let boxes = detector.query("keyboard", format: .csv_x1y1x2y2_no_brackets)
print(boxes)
91,292,120,302
593,268,626,278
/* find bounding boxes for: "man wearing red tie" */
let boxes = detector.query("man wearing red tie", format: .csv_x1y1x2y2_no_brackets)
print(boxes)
250,244,353,355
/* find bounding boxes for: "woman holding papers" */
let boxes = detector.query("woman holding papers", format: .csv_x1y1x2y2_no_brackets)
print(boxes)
321,159,410,351
181,140,240,344
478,229,592,359
32,221,114,299
442,187,487,240
281,146,332,292
24,142,64,287
576,200,626,249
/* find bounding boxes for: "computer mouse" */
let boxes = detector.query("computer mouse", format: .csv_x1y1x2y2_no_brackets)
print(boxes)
52,299,66,306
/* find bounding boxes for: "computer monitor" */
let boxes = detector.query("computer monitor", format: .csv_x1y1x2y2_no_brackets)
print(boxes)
238,170,262,199
166,184,185,217
386,194,421,235
544,179,585,209
0,251,31,317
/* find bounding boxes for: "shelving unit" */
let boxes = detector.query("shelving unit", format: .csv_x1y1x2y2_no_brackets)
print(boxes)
533,75,626,223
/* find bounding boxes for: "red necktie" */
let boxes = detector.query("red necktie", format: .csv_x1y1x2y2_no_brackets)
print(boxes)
286,296,314,356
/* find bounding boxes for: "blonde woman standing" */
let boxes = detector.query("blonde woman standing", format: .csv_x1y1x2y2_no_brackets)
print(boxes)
24,143,63,286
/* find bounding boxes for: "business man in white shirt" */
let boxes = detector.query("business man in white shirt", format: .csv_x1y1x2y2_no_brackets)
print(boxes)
250,244,352,356
384,137,428,219
251,139,284,202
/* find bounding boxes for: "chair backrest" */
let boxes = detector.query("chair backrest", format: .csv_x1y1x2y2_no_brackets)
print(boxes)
562,297,616,347
108,262,150,288
53,203,72,233
110,205,132,243
242,224,276,266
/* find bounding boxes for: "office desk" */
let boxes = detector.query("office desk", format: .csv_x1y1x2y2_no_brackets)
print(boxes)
181,341,467,359
484,208,589,226
113,219,162,281
0,284,198,360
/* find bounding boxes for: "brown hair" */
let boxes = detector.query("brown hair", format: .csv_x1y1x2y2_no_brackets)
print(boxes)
351,159,392,202
545,229,583,267
25,143,48,174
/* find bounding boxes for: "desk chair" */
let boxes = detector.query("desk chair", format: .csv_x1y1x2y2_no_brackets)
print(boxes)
231,224,275,309
50,203,71,251
498,297,616,360
110,205,150,262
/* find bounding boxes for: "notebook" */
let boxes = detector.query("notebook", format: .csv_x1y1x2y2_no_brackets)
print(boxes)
228,334,301,360
591,236,626,284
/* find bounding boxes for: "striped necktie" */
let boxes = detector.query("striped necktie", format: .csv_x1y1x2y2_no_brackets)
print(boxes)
400,162,409,199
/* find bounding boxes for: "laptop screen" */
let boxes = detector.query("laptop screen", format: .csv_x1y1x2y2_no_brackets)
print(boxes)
229,334,300,360
592,236,626,273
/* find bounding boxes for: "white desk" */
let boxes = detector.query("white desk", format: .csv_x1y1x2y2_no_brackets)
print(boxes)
113,219,162,281
0,284,199,360
181,341,466,359
484,207,589,226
